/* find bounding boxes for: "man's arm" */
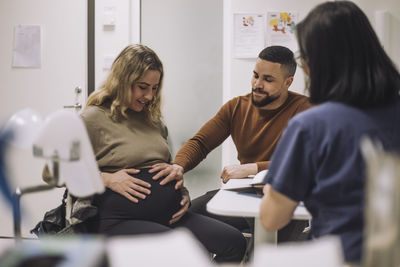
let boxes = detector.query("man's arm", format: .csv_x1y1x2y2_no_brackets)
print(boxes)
256,161,270,172
260,184,298,232
173,100,234,172
220,161,271,183
150,100,235,184
169,186,191,224
220,163,258,183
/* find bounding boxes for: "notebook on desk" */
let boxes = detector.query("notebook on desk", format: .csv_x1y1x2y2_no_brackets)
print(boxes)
223,170,267,196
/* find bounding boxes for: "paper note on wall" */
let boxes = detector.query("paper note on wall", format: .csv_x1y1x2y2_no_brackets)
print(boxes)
267,12,299,52
13,24,41,68
233,14,265,58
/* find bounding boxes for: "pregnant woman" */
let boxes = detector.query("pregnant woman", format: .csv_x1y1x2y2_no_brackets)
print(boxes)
81,44,246,263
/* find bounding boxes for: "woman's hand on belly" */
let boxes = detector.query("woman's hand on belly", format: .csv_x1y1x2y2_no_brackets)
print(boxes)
101,169,151,203
169,194,190,225
149,163,184,189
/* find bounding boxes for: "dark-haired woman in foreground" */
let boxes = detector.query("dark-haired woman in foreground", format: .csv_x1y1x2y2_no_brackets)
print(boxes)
259,1,400,264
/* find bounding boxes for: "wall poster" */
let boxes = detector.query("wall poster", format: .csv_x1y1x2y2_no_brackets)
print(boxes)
13,24,41,68
267,12,299,52
233,14,265,58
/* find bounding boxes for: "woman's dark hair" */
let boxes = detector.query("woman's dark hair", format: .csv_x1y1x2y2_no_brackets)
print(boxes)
258,46,297,78
296,1,400,107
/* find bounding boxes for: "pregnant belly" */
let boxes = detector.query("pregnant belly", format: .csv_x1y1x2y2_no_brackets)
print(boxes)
94,168,182,226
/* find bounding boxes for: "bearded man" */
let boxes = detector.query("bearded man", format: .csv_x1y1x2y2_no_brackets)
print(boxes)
154,46,311,242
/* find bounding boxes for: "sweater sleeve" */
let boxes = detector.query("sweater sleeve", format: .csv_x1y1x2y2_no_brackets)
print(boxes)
173,100,234,172
256,161,270,172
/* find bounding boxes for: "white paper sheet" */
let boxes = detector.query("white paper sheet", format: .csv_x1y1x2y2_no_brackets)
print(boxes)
233,14,265,58
221,178,254,190
13,24,41,68
221,170,268,190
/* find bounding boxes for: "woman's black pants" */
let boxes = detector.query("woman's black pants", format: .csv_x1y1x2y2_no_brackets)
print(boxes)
90,169,246,263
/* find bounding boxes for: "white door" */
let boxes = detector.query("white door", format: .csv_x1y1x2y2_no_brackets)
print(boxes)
0,0,87,237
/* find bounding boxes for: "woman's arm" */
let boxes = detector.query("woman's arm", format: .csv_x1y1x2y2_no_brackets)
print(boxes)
260,184,298,232
102,168,152,203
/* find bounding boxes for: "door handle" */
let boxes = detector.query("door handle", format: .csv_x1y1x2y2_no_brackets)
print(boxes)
63,103,82,110
63,86,83,110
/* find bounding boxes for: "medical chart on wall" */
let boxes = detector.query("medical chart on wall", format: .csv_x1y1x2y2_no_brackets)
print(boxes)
233,14,265,58
267,12,299,52
12,24,41,68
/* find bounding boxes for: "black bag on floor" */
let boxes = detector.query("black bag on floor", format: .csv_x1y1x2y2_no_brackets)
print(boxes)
30,189,68,237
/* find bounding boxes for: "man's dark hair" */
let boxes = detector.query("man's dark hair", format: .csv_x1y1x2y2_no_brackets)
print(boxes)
296,1,400,107
258,46,297,77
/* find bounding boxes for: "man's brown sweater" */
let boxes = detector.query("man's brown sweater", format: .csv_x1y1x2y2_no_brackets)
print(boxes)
174,91,311,172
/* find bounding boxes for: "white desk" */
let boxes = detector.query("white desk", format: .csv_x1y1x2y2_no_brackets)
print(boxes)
206,184,311,246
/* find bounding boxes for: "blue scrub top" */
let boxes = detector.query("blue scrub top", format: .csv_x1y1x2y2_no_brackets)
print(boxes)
264,97,400,263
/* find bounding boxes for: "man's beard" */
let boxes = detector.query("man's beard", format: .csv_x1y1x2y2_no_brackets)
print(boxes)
251,88,280,107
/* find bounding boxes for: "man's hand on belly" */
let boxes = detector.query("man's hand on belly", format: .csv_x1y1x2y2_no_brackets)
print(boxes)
169,194,190,224
149,163,184,189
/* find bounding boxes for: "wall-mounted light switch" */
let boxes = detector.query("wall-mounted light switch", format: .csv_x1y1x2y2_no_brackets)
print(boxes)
103,6,116,28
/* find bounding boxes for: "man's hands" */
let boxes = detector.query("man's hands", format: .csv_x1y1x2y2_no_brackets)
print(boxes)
220,163,258,183
149,163,188,224
101,169,151,203
149,163,184,190
169,194,190,224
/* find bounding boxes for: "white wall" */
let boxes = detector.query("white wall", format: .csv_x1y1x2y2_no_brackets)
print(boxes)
141,0,223,198
354,0,400,68
222,0,400,168
0,0,87,237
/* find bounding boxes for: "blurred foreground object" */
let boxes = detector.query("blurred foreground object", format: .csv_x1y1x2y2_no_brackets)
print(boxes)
1,108,104,238
107,228,214,267
361,137,400,267
0,235,105,267
252,236,343,267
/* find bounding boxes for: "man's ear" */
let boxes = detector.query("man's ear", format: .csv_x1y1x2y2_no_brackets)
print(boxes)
285,76,294,88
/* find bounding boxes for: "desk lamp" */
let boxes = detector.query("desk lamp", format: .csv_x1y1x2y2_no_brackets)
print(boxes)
2,108,104,238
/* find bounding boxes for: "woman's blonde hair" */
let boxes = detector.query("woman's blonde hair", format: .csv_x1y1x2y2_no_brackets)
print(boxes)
86,44,164,123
